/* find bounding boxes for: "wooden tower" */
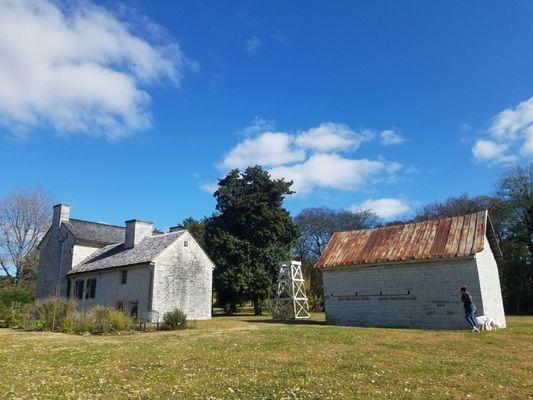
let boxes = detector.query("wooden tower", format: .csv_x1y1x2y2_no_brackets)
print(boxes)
275,260,310,319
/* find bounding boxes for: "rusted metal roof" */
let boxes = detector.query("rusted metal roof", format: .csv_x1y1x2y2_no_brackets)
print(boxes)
316,211,502,269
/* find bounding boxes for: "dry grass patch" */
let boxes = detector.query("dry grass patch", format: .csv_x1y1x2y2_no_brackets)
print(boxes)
0,314,531,399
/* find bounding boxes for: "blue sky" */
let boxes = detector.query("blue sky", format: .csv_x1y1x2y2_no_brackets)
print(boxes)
1,0,533,228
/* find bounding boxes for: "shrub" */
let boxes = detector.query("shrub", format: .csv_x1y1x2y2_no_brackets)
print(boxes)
18,298,134,335
60,312,87,334
59,306,134,335
307,292,324,312
0,289,33,328
0,289,33,307
265,298,292,320
161,309,188,330
0,301,30,328
83,306,134,334
24,297,77,331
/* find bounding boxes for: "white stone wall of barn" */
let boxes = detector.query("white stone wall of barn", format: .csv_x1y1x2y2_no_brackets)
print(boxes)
475,235,506,327
69,264,152,319
152,232,213,320
322,257,483,329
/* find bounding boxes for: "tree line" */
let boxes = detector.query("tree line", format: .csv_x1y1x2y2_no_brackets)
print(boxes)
1,164,532,314
185,164,533,315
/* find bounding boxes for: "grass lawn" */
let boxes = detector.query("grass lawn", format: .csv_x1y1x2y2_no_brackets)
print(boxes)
0,314,532,400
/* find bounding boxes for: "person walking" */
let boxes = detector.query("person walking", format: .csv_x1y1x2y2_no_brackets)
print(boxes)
460,286,479,332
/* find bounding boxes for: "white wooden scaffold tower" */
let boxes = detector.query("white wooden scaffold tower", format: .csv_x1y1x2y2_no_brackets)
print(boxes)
275,260,310,319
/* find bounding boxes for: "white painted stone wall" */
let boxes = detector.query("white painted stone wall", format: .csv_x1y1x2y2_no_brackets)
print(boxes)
42,228,214,322
152,232,213,320
70,264,153,318
36,226,77,298
475,236,506,327
71,244,101,269
323,257,483,329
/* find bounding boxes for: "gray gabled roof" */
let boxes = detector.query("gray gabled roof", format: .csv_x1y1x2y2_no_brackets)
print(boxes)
63,219,125,245
68,230,185,274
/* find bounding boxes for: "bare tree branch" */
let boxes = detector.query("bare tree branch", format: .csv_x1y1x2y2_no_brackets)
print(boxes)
0,188,53,283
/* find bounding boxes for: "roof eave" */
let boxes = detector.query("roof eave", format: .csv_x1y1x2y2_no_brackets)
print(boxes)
67,261,152,276
485,212,503,259
318,254,477,270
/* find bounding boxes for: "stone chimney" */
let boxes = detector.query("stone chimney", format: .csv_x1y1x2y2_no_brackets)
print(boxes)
52,204,70,229
125,219,153,249
169,225,183,233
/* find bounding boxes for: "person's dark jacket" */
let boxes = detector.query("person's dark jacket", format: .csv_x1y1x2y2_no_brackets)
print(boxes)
461,291,476,311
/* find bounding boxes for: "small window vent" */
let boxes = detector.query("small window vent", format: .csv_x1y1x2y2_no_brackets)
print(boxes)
184,240,189,247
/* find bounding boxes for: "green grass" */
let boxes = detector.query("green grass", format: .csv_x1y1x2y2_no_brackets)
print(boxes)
0,314,532,399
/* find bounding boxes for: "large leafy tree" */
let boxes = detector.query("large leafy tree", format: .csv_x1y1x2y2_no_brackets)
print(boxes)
181,217,208,248
495,164,533,313
205,166,299,315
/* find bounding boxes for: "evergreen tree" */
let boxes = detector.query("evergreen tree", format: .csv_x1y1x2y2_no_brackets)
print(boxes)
205,166,299,314
181,217,208,248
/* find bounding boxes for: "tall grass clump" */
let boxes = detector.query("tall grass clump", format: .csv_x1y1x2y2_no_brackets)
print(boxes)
24,297,76,331
161,309,188,330
83,306,134,334
22,299,134,334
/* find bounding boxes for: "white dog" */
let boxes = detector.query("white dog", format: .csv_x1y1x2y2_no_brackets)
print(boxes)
476,315,498,331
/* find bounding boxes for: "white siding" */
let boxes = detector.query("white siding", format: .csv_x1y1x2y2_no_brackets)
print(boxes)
70,264,152,319
71,244,100,268
152,232,213,320
323,257,482,329
475,235,506,327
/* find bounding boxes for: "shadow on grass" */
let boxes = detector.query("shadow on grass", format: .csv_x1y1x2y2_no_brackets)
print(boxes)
244,318,326,326
212,312,257,317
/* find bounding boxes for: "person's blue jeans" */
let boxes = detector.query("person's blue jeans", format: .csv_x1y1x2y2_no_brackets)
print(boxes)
465,308,478,329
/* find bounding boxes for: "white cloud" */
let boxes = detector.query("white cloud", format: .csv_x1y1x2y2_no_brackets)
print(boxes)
245,36,261,54
472,96,533,163
0,0,190,140
215,121,404,195
489,97,533,141
379,130,404,145
238,117,275,137
294,122,365,152
472,140,517,163
219,131,305,170
351,198,410,219
270,154,387,194
272,31,288,44
521,126,533,156
460,123,472,132
200,182,218,193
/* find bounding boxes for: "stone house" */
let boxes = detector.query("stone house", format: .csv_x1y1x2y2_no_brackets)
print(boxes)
316,211,506,329
36,204,214,321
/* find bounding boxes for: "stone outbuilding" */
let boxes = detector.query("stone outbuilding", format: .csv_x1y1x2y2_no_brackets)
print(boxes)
36,204,214,321
316,211,506,329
